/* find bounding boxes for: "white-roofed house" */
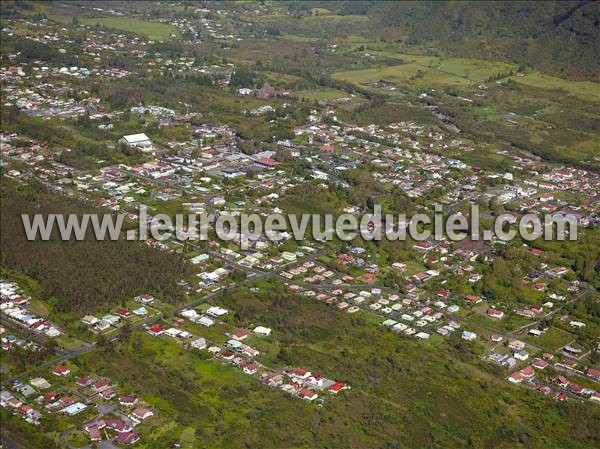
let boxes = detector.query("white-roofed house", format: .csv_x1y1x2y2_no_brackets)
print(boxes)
253,326,272,336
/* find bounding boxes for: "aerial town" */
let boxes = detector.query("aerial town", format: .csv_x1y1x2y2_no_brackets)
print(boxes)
1,2,599,449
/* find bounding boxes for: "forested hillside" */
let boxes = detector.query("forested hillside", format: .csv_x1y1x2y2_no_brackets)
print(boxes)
314,0,600,80
0,181,191,312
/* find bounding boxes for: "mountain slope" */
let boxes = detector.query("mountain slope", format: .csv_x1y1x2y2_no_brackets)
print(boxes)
329,0,600,80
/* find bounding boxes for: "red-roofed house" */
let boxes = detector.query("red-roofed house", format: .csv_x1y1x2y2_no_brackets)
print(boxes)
507,372,523,384
290,368,311,379
88,426,102,442
255,157,280,168
361,273,377,282
298,389,318,401
147,324,164,336
119,395,138,407
105,419,132,433
115,432,140,445
568,383,584,395
132,407,154,420
43,391,59,402
586,367,600,380
464,294,481,304
562,357,578,368
115,308,132,319
520,366,535,378
413,241,433,251
537,385,552,395
76,376,93,387
232,330,248,341
84,419,106,432
52,366,71,377
59,396,74,408
487,308,504,319
327,382,347,394
243,363,258,375
92,378,109,392
532,358,550,370
101,388,115,400
553,376,570,388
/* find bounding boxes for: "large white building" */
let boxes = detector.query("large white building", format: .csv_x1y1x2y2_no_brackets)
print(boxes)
120,133,152,151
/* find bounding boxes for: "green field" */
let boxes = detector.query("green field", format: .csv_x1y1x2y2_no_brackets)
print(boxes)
333,53,519,89
80,17,179,40
509,72,600,102
333,50,599,102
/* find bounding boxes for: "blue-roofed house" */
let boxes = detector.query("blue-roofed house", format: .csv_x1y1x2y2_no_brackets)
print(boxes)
132,307,148,316
462,330,477,341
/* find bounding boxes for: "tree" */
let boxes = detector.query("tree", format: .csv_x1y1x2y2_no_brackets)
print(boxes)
119,322,132,342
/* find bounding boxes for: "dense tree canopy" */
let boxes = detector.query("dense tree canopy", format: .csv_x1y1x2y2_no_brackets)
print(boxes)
1,181,192,312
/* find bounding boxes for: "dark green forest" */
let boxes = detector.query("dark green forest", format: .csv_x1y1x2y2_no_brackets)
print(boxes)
0,180,192,312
